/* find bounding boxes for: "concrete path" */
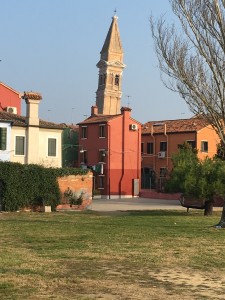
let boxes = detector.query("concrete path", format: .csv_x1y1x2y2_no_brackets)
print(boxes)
91,197,186,212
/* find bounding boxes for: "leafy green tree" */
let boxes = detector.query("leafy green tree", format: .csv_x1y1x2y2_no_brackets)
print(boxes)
166,142,199,194
214,141,225,161
166,143,225,217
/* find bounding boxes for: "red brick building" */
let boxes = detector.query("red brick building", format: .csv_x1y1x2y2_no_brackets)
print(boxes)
0,82,22,115
141,117,220,191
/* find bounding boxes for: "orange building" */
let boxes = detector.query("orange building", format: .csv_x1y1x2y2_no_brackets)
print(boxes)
141,117,220,191
0,82,22,115
78,14,141,198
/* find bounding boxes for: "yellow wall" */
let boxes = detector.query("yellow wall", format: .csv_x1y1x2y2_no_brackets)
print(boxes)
10,126,62,167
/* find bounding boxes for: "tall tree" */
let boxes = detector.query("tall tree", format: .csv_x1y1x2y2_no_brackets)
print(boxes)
150,0,225,226
151,0,225,149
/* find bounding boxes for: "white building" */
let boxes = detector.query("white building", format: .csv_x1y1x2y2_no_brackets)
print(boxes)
0,92,63,167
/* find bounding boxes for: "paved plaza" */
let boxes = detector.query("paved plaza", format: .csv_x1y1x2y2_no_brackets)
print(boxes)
91,197,185,212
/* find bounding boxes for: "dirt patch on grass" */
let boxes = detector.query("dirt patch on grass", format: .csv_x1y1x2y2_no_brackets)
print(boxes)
147,268,225,299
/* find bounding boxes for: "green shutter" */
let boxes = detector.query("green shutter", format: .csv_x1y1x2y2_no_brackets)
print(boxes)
0,128,7,150
15,136,25,155
48,138,56,156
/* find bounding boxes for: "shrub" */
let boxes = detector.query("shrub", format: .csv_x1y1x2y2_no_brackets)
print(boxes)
0,161,88,211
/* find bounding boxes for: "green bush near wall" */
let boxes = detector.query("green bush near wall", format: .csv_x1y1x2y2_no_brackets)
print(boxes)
0,161,88,211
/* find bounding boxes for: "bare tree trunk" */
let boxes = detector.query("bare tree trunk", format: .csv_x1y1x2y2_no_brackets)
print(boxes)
204,200,214,216
216,201,225,228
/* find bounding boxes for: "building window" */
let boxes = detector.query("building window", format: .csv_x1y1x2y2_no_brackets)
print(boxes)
187,140,196,149
48,138,56,156
201,141,208,152
115,75,120,86
0,128,7,150
160,167,167,178
147,142,154,154
98,175,104,189
15,136,25,155
81,150,87,164
160,141,167,152
99,125,105,138
99,149,106,163
141,143,144,154
81,126,87,139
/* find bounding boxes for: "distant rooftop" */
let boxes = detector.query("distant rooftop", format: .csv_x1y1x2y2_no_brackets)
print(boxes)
142,117,209,134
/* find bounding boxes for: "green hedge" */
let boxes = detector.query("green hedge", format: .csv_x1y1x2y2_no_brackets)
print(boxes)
0,161,88,211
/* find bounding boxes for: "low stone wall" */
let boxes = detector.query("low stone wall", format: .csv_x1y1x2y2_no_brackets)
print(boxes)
56,172,93,211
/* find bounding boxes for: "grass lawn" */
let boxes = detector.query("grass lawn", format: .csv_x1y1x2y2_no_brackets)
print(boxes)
0,210,225,300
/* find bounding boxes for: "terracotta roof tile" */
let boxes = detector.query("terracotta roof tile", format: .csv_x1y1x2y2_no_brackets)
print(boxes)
142,118,209,134
77,114,120,125
0,111,64,129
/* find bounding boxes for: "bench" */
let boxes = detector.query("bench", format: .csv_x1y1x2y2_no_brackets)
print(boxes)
180,196,206,212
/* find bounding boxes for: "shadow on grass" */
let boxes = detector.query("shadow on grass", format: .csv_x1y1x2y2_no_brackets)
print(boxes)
124,210,192,217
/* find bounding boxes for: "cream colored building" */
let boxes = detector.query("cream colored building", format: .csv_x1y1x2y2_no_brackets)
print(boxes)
0,92,63,167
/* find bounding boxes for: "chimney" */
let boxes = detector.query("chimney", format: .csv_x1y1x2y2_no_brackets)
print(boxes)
91,105,98,116
121,106,131,117
22,92,42,126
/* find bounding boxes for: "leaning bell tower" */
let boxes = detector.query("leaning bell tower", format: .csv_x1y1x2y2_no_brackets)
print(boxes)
96,14,126,115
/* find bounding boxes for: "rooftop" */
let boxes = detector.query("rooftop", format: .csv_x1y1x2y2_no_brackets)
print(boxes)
78,114,120,125
142,117,209,134
0,111,64,129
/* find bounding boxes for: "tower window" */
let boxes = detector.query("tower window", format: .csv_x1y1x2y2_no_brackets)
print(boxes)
115,75,120,86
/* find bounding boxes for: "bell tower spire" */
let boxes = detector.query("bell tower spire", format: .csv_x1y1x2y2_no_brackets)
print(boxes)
96,15,126,115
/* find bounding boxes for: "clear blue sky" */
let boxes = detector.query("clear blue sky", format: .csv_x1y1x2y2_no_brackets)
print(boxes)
0,0,192,125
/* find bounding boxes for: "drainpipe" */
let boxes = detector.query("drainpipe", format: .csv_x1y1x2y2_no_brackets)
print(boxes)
107,123,111,199
151,125,156,172
164,124,169,170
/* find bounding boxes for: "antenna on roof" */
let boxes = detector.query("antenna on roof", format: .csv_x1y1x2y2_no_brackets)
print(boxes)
126,95,131,107
114,8,117,16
